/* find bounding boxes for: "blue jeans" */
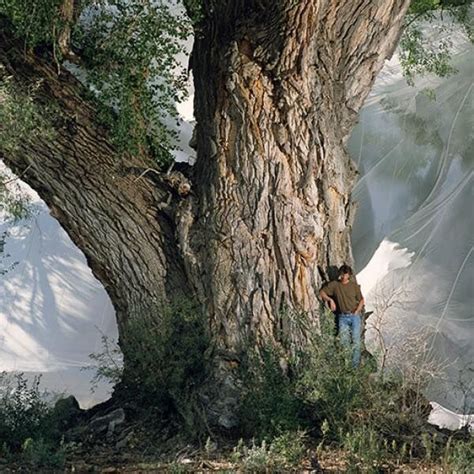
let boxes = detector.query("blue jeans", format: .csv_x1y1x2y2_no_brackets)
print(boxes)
338,313,362,367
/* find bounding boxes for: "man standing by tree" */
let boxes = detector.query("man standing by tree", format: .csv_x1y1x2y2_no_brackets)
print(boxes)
320,265,365,367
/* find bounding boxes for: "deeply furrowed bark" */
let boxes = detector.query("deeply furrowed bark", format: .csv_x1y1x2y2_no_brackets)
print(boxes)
1,0,410,427
185,0,410,352
0,28,192,333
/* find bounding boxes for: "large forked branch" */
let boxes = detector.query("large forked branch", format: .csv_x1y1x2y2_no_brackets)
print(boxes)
0,26,191,325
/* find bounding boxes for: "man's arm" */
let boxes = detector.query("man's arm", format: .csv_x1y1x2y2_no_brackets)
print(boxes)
319,288,336,312
353,297,365,315
353,285,365,314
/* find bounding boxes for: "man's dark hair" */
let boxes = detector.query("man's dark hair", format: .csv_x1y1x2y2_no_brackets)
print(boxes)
338,264,353,276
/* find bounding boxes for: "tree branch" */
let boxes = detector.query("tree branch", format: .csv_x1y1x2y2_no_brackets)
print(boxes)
0,25,191,321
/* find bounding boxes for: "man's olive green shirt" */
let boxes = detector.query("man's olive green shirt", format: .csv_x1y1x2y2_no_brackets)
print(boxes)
323,280,363,314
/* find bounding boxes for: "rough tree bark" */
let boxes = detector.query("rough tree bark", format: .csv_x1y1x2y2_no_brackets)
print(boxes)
186,0,410,350
0,31,192,331
1,0,410,426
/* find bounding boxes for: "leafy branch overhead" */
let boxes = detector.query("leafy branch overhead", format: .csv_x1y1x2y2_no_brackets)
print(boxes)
0,0,472,165
74,0,192,165
401,0,473,83
1,0,192,168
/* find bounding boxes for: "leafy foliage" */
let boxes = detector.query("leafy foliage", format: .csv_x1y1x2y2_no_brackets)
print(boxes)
0,66,56,156
20,436,66,469
443,436,474,472
1,1,192,167
400,0,473,83
239,345,304,440
75,0,192,166
0,0,65,48
0,65,50,222
0,65,49,220
1,0,471,171
343,425,397,471
0,373,50,451
84,333,123,392
0,373,69,468
0,186,30,221
0,230,18,276
236,307,474,471
230,431,307,472
295,311,373,439
118,299,212,434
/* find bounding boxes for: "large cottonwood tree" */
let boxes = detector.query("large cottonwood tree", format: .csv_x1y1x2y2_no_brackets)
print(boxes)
2,0,465,424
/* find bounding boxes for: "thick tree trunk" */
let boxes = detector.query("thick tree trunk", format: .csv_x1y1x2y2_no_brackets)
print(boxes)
1,0,410,427
185,0,410,353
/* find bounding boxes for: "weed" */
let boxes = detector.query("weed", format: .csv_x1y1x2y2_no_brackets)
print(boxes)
84,332,123,392
269,430,307,467
239,346,303,439
295,309,372,439
118,299,211,436
0,373,50,450
231,431,306,472
343,426,389,471
21,437,66,469
443,436,474,473
0,372,69,467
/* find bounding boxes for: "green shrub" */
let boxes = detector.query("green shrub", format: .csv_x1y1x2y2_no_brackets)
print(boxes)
0,0,64,48
239,345,304,439
21,437,66,469
294,310,372,439
231,431,306,472
249,307,445,470
0,373,51,450
0,67,56,156
443,436,474,473
0,372,68,467
269,430,307,467
343,425,391,472
233,438,272,472
120,299,212,434
293,309,436,454
237,307,420,449
85,333,123,392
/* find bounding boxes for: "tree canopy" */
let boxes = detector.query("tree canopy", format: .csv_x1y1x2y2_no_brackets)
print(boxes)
0,0,472,170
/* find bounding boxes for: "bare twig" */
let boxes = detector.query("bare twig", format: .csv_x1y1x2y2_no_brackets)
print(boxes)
133,167,162,182
0,164,32,187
